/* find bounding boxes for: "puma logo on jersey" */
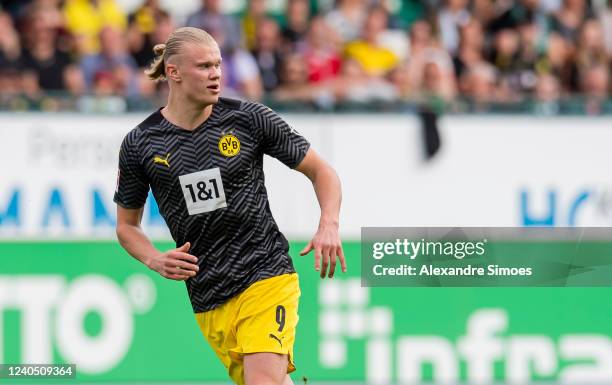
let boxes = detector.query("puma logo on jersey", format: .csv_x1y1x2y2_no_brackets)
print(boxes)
154,153,170,167
269,333,283,348
289,125,300,136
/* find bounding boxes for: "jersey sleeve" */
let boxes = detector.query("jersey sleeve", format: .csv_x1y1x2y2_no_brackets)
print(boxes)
252,104,310,168
113,130,149,209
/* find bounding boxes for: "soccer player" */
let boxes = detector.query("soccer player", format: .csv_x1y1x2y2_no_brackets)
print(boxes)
114,27,345,385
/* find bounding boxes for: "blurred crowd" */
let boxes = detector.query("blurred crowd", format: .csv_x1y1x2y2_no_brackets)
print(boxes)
1,0,612,113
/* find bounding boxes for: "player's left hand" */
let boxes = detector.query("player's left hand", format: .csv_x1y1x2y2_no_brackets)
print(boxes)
300,224,346,278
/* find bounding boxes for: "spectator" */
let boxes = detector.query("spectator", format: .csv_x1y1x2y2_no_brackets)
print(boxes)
472,0,496,26
535,72,561,102
130,9,174,98
242,0,268,51
63,64,86,96
0,69,23,100
333,58,398,103
551,0,594,42
405,19,455,97
580,63,609,98
564,18,607,91
21,70,41,98
63,0,127,55
488,0,543,33
575,18,607,70
437,0,471,55
80,26,139,96
151,8,175,45
20,7,74,92
281,0,311,51
326,0,367,43
78,71,127,112
460,62,499,104
407,19,434,57
301,15,342,84
516,18,542,75
579,63,610,113
492,25,533,95
425,59,456,97
252,18,284,92
490,29,521,76
413,55,457,101
388,62,413,99
185,0,242,52
539,32,573,91
534,73,561,114
126,0,170,68
453,19,485,79
0,11,21,69
92,70,115,95
599,0,612,55
344,6,399,77
273,53,323,104
22,0,64,30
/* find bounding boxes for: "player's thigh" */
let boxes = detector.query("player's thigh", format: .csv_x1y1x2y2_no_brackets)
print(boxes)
244,352,288,385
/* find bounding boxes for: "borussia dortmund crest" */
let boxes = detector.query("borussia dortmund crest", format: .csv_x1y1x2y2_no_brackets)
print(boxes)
218,134,240,157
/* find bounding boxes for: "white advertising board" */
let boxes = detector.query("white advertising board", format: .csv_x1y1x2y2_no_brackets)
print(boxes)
0,113,610,239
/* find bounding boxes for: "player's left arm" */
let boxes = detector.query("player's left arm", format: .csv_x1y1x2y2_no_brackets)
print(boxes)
295,148,346,278
254,103,346,278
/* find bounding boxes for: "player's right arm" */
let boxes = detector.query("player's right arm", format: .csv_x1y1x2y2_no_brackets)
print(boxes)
116,206,199,280
114,130,198,281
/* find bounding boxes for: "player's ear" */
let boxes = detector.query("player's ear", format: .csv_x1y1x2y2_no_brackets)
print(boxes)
166,63,181,82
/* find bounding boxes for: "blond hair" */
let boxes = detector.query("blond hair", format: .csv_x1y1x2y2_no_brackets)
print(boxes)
145,27,218,81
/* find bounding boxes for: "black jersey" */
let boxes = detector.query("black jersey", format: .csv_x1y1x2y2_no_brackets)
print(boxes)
114,97,310,312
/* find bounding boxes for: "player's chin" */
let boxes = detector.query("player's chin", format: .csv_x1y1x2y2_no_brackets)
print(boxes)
201,92,220,105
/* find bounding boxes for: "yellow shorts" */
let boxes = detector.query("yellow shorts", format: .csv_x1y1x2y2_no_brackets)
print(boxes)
194,273,300,385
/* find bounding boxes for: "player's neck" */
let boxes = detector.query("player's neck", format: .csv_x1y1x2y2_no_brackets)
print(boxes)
162,96,213,131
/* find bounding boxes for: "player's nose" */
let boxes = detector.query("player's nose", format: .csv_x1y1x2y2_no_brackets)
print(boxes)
210,67,221,80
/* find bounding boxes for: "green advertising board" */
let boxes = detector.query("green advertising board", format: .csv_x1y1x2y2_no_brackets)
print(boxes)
1,241,612,383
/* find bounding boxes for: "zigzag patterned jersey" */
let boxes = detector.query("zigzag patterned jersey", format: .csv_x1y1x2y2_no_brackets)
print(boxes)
114,97,310,312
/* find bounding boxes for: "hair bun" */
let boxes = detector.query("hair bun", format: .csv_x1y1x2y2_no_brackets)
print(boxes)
153,44,166,56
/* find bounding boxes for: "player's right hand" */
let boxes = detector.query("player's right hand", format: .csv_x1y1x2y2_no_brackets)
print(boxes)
148,242,199,281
